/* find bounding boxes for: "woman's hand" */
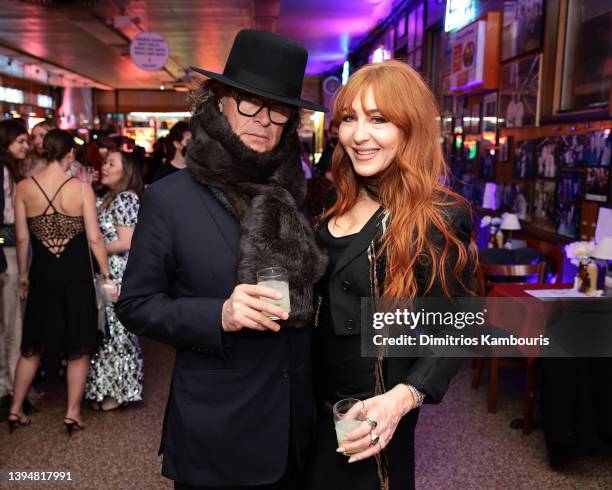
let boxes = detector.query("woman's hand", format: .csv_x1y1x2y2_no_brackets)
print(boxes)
18,275,29,300
337,384,417,463
222,284,289,333
103,278,119,302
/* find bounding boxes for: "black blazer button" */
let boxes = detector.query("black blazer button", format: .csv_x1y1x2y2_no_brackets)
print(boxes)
345,320,355,331
281,368,289,378
341,280,352,292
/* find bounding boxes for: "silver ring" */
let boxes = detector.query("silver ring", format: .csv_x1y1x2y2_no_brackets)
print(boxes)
366,417,378,430
370,432,380,446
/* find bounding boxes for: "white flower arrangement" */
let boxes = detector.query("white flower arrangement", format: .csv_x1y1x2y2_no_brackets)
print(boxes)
564,241,596,266
480,215,502,229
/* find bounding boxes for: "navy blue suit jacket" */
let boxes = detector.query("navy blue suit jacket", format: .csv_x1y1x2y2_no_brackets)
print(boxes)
116,169,314,487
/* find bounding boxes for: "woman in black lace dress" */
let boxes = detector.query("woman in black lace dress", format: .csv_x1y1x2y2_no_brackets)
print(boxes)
8,130,114,435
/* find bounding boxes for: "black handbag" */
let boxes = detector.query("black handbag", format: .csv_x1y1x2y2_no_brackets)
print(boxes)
0,224,16,247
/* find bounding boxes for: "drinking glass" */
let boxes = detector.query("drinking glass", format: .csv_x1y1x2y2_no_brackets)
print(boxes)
333,398,366,456
256,267,291,320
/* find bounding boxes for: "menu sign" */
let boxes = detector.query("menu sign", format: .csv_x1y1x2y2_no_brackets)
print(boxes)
451,20,486,92
130,32,170,71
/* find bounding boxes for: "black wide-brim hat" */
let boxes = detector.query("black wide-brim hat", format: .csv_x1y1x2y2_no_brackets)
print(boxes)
190,29,328,113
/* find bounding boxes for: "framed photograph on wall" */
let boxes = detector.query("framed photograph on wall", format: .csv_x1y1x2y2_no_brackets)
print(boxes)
536,137,559,178
479,142,496,181
499,55,541,128
498,135,511,162
533,179,557,225
500,184,514,211
514,140,535,179
511,182,532,220
556,203,581,239
455,95,466,132
558,172,583,202
585,167,611,202
584,130,612,167
468,103,481,134
482,92,498,136
501,0,544,61
558,135,586,168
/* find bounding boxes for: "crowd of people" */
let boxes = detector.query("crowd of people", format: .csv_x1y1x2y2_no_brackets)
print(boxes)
0,117,192,431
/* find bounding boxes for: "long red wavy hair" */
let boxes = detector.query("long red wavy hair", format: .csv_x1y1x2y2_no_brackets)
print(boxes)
327,60,475,298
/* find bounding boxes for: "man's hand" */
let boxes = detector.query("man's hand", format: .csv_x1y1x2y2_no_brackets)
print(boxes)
222,284,289,333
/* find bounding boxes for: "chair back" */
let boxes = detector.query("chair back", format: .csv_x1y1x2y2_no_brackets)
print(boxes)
476,262,546,295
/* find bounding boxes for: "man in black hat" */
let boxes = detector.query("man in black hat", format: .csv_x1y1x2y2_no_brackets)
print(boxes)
116,30,328,489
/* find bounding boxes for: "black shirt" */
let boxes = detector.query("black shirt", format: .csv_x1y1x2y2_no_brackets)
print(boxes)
152,162,182,183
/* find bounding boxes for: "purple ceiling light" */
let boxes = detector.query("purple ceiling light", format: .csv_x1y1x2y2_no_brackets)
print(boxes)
278,0,395,75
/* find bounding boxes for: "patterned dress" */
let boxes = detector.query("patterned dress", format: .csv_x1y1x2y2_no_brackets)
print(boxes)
85,191,144,404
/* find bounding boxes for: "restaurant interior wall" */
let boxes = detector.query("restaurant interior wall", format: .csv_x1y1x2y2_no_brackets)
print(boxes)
300,76,325,162
0,72,58,123
437,0,611,278
94,89,191,119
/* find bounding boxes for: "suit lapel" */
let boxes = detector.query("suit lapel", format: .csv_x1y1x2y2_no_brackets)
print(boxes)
331,206,384,277
193,182,240,257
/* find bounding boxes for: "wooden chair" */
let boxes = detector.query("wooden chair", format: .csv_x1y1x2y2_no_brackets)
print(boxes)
476,262,546,296
472,262,546,434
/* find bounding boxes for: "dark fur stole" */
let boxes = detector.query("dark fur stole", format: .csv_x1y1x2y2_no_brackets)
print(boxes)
187,98,328,327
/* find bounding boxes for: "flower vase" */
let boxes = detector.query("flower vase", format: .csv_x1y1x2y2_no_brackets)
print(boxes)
575,261,590,293
488,229,496,249
495,230,504,249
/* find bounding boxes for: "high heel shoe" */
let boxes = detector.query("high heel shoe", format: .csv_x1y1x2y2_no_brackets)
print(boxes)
90,400,128,412
7,413,31,434
63,418,85,437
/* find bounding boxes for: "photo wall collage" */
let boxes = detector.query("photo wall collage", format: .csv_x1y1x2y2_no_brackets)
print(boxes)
447,128,612,239
440,0,611,240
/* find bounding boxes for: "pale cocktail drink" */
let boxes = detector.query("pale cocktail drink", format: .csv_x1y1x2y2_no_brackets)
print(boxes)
258,279,291,320
332,398,366,456
335,418,362,450
256,267,291,320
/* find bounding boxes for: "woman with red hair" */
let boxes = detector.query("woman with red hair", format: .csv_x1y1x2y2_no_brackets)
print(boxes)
304,60,476,489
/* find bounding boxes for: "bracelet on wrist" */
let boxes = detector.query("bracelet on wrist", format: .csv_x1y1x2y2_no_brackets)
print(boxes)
406,384,425,408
